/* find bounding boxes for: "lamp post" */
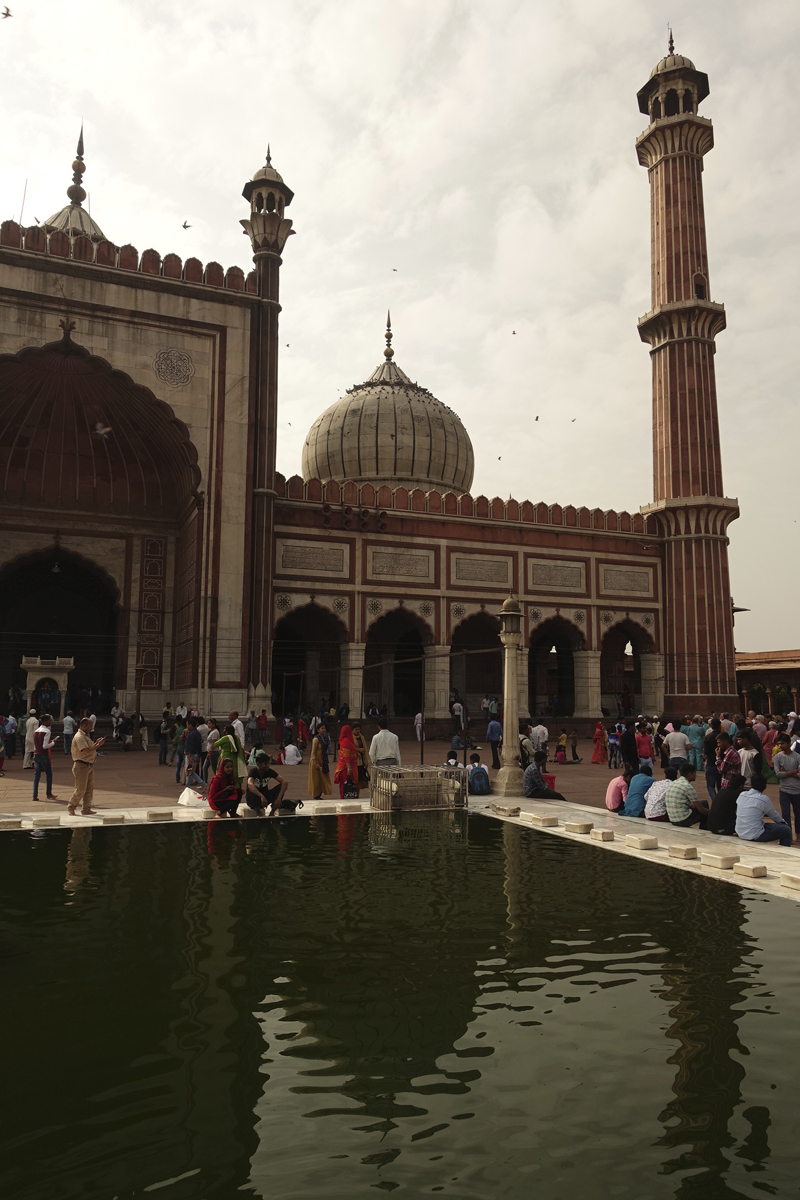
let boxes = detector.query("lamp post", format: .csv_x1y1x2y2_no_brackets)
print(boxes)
133,663,144,751
493,595,525,797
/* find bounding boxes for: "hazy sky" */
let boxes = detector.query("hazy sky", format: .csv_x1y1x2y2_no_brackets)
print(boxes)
1,0,797,652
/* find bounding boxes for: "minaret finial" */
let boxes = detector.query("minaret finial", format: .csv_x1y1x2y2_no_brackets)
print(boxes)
67,123,87,207
384,311,394,359
668,26,674,55
266,144,272,167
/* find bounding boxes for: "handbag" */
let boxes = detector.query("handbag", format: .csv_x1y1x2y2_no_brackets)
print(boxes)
343,774,359,799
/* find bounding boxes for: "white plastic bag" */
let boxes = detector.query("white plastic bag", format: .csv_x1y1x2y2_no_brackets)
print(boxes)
178,786,206,808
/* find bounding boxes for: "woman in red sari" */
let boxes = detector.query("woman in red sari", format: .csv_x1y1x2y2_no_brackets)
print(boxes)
207,758,243,818
334,724,359,798
591,720,608,765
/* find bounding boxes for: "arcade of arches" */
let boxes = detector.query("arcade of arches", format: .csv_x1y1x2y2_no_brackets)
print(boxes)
266,606,663,722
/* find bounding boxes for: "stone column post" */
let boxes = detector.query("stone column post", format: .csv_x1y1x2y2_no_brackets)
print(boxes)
340,642,366,719
424,646,451,719
764,687,773,717
493,597,524,797
517,647,530,721
573,650,602,717
640,653,665,717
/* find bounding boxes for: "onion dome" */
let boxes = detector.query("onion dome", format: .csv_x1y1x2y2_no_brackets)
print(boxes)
301,315,474,495
43,125,106,242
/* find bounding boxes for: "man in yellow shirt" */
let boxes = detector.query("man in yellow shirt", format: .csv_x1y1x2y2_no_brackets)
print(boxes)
68,718,105,816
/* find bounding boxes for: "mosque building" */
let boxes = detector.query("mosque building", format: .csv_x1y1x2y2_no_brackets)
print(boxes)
0,46,743,728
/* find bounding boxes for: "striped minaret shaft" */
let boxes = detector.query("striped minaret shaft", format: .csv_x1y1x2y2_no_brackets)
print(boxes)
637,48,739,710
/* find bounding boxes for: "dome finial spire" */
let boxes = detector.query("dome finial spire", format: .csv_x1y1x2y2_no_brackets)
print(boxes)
67,122,86,207
384,310,394,359
266,144,272,167
668,26,674,55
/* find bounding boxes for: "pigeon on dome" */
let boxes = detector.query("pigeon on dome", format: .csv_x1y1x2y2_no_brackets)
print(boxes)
43,125,106,242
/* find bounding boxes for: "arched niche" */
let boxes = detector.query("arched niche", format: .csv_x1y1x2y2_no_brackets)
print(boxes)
449,612,502,712
0,546,122,706
364,608,432,718
529,616,585,718
272,603,348,718
600,618,655,718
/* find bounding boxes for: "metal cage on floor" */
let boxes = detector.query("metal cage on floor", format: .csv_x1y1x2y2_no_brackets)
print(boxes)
370,765,468,811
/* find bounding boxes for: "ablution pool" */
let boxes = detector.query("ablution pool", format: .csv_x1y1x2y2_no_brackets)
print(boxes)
1,812,798,1199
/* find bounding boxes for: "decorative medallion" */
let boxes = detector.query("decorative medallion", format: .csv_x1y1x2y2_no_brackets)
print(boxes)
367,598,383,616
600,610,614,625
332,597,347,614
642,613,654,628
573,610,585,624
153,348,195,388
529,607,542,622
276,594,292,612
419,601,434,618
451,603,465,620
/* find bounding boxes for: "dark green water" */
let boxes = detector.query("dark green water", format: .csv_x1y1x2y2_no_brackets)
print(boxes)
1,813,798,1199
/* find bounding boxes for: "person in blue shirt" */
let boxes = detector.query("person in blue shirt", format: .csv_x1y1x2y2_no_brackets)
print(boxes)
619,765,653,817
735,774,792,846
486,717,503,769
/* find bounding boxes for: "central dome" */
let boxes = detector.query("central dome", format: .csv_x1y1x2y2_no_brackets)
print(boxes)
301,319,474,495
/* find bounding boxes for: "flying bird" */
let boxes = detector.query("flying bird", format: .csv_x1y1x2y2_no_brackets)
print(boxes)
512,330,516,335
535,415,539,421
2,8,12,17
498,456,502,460
571,418,576,422
182,220,191,229
94,421,112,439
392,268,397,272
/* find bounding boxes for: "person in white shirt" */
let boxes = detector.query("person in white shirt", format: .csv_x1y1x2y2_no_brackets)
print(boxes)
531,723,549,760
88,713,97,731
110,703,123,740
451,700,463,733
369,719,401,767
414,712,424,742
204,719,221,780
229,710,246,746
62,711,77,754
175,702,188,720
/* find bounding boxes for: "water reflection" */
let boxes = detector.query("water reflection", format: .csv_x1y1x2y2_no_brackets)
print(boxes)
0,816,794,1200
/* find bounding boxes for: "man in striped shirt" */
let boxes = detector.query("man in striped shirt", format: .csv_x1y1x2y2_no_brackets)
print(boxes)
665,765,710,828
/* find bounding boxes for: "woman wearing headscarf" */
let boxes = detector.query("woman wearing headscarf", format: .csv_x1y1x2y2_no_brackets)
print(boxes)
308,721,332,799
334,724,359,798
215,723,247,786
207,757,243,818
591,720,608,765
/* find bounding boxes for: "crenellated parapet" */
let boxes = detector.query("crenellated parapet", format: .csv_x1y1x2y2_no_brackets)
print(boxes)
0,220,256,293
276,473,662,537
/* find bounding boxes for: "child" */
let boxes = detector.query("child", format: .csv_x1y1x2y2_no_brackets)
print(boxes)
569,728,581,763
556,730,568,765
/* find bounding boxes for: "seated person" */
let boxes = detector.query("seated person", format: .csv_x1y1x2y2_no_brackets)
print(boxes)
277,743,303,766
522,751,566,802
246,752,290,815
665,765,710,828
208,758,243,818
467,753,482,773
644,768,677,822
708,771,745,836
619,764,653,817
605,766,633,812
735,774,793,846
443,750,459,767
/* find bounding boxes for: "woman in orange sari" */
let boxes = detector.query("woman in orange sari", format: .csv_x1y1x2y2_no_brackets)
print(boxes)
334,724,359,798
591,720,608,764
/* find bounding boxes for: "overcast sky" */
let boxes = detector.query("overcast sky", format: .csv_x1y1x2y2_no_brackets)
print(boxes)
1,0,797,652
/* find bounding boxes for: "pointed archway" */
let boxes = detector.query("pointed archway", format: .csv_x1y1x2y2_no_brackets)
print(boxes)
600,619,655,717
271,604,348,718
364,609,432,718
529,617,584,718
450,613,502,713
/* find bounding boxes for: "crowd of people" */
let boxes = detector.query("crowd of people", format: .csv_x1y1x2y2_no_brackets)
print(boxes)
593,711,800,848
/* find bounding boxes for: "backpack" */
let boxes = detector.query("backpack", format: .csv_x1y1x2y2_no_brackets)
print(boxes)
468,766,491,796
519,736,533,768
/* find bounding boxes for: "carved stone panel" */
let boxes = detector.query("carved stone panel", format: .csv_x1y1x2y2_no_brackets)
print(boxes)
528,558,586,592
602,567,652,596
453,554,511,586
368,547,433,580
275,539,349,578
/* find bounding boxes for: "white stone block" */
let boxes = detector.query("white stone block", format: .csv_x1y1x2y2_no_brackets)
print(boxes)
590,828,614,842
201,809,218,820
700,851,740,870
733,862,767,879
780,872,800,891
337,803,362,814
309,804,338,816
32,815,60,827
668,844,698,860
626,834,658,850
564,820,593,834
491,803,521,817
146,810,173,822
102,814,125,825
0,819,22,830
527,813,558,827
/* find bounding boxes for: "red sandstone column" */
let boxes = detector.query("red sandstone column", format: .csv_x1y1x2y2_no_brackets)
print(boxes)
240,155,295,716
636,49,739,712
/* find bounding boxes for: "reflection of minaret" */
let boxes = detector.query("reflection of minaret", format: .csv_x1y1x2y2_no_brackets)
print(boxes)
636,38,739,712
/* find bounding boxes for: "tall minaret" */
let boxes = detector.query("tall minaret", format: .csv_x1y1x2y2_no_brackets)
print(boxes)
240,149,295,715
636,39,739,712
